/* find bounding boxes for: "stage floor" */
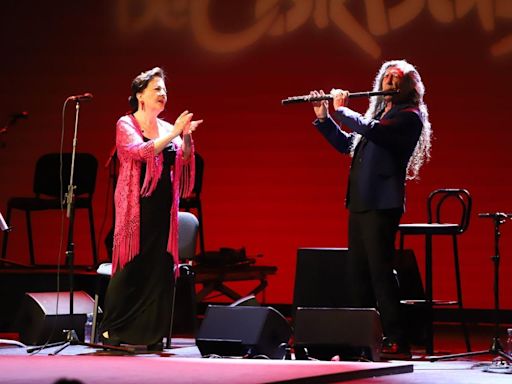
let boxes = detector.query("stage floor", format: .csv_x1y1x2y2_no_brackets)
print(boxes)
1,334,511,384
1,266,512,383
0,339,414,384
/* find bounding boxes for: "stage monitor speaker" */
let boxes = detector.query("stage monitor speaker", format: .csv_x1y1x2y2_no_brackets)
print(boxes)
293,248,350,313
17,291,97,345
294,248,425,308
196,305,292,359
294,307,382,361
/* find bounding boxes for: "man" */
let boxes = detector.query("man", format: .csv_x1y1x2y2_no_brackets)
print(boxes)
311,59,432,357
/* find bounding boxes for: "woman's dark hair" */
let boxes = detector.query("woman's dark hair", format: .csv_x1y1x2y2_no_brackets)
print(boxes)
128,67,166,113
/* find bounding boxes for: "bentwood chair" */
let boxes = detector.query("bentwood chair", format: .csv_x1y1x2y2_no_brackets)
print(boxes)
1,153,98,265
399,188,472,355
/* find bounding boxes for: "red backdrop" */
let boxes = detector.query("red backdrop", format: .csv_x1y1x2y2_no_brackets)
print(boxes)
1,1,511,308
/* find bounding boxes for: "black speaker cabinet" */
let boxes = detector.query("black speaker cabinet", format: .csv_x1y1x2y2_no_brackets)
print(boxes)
293,248,350,312
394,249,427,345
196,305,292,359
294,248,425,307
294,247,426,345
294,307,382,361
17,291,96,345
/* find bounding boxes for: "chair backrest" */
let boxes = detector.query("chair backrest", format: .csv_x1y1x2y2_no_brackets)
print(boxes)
33,153,98,198
427,189,472,233
98,213,199,274
178,211,199,262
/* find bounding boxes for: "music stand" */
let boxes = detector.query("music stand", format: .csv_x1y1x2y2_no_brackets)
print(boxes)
429,212,512,362
1,115,31,269
0,212,19,268
28,97,132,355
0,211,10,233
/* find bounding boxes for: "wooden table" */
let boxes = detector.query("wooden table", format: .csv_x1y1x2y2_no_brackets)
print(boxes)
192,264,278,302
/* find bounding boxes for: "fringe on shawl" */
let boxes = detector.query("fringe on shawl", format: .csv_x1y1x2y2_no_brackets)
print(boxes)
113,140,194,278
140,146,163,197
112,142,162,274
112,217,139,275
168,145,195,278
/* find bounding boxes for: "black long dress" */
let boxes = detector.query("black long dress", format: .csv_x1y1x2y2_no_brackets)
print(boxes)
100,144,176,345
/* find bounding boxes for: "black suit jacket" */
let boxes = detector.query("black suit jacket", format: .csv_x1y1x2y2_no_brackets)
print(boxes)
314,104,422,211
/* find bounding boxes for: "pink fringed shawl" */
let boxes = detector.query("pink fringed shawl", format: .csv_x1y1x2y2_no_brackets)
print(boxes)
112,114,195,277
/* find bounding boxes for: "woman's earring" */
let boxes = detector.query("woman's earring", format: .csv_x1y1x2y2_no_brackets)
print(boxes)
141,100,145,111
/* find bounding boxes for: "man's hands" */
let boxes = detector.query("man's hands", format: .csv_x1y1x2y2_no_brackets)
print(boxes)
330,88,349,110
310,89,349,120
310,90,329,120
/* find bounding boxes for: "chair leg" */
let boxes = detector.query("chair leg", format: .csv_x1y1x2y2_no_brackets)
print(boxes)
453,235,471,352
1,206,12,259
197,201,206,258
425,234,434,355
88,205,98,265
91,292,100,344
398,232,405,288
26,211,35,265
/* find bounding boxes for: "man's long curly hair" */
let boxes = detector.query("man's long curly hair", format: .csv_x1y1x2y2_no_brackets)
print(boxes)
353,60,432,180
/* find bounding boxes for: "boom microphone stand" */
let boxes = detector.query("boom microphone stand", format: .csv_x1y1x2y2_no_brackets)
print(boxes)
429,212,512,362
28,94,132,355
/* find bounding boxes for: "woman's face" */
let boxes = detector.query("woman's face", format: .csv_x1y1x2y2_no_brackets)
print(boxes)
138,76,167,113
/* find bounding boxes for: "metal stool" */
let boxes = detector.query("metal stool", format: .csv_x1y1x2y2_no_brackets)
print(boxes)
399,188,472,355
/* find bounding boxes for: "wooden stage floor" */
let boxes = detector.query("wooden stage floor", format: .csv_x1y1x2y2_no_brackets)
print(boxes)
1,267,512,383
1,326,512,384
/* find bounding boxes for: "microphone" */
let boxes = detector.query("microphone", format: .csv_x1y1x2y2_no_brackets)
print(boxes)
281,90,399,105
1,111,29,134
478,212,512,220
68,93,93,101
11,111,29,120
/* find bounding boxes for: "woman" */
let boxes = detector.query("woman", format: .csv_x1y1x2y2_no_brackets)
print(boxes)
99,67,202,349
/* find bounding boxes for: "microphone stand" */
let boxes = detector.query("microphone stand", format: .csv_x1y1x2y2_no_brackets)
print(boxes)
429,212,512,363
28,99,132,355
